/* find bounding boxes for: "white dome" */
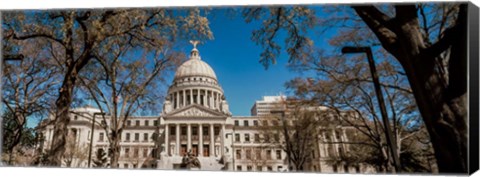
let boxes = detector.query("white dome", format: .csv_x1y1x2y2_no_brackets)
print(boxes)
165,44,228,113
173,49,217,80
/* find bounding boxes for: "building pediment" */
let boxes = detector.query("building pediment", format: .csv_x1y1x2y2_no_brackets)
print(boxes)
164,104,226,118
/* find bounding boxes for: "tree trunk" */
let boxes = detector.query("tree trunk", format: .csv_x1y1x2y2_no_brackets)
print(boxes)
6,113,25,165
44,11,96,167
46,74,76,166
354,4,468,173
109,132,121,168
8,148,14,165
380,146,391,172
391,6,468,173
399,46,467,174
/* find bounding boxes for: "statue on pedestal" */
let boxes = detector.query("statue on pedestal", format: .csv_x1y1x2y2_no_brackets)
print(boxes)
163,96,173,114
180,150,201,169
220,95,231,115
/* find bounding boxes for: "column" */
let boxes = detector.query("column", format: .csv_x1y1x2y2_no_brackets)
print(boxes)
190,89,193,106
221,124,225,155
187,124,192,151
215,93,220,109
209,91,214,108
214,93,217,109
210,124,215,156
218,93,221,108
212,92,216,109
176,124,180,155
196,89,200,105
322,131,327,157
217,93,220,108
164,124,169,155
49,129,53,149
342,129,348,152
332,130,338,156
76,129,80,145
199,124,203,156
176,91,180,109
182,90,186,107
77,129,81,145
203,90,207,107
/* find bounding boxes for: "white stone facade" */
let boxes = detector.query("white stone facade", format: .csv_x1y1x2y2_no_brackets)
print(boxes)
38,45,374,173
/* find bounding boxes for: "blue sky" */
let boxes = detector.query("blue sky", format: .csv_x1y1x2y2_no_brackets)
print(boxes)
175,9,301,116
17,5,420,126
163,8,336,116
22,7,326,127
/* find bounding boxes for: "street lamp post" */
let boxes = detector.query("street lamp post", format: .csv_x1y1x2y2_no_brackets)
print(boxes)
341,46,401,172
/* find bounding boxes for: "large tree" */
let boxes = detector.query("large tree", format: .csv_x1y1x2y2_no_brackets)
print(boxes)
260,100,325,171
1,111,37,165
351,4,468,173
62,131,89,168
285,48,434,172
2,8,212,166
1,36,59,165
242,3,469,173
78,43,186,167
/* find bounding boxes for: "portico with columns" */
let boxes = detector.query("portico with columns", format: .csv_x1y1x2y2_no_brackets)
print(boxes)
162,116,228,158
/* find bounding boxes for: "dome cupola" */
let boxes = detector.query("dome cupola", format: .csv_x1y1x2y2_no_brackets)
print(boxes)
164,40,230,115
173,41,217,81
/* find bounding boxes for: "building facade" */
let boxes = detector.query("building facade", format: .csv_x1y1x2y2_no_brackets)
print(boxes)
38,45,373,173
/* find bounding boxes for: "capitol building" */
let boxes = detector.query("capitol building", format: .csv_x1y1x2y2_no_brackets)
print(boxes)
38,44,372,173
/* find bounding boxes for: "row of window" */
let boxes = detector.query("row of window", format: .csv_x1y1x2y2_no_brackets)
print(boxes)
234,120,281,127
174,77,217,85
236,165,283,172
234,133,280,143
72,116,158,127
97,132,154,142
235,149,282,160
95,147,157,159
236,164,359,173
322,130,345,141
123,132,152,142
255,102,284,106
325,143,346,158
122,147,157,158
168,126,220,136
332,164,361,173
72,115,109,124
126,120,159,127
122,163,157,169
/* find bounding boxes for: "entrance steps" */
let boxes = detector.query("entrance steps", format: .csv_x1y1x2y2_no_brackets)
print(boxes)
157,155,225,171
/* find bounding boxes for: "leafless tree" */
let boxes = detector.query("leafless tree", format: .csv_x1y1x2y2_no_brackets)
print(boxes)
285,49,434,172
241,3,468,172
62,133,89,167
78,45,184,167
3,8,212,166
2,36,59,165
259,100,325,171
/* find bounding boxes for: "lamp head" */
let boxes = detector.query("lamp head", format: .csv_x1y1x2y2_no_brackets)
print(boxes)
341,46,370,54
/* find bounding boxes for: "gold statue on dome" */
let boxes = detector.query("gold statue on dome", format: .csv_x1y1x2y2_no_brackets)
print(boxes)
189,40,200,49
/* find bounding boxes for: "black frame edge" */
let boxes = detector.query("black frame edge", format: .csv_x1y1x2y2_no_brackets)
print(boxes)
468,1,479,175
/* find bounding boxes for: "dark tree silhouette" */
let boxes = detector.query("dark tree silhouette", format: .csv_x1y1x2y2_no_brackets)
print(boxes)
242,3,470,173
